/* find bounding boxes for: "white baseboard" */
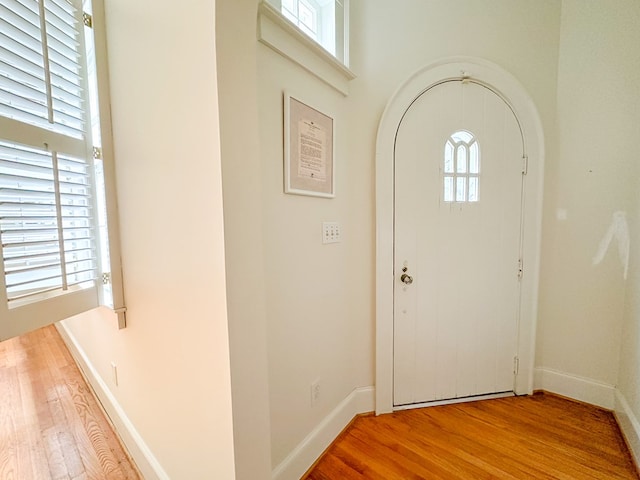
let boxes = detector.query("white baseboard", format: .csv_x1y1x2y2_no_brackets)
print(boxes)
272,386,375,480
533,367,615,410
56,322,170,480
614,389,640,468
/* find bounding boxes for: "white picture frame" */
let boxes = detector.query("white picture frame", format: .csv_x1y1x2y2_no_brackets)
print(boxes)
284,93,335,198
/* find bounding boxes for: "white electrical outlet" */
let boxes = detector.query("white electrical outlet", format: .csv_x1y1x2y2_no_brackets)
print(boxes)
111,362,118,386
322,222,341,244
311,379,321,407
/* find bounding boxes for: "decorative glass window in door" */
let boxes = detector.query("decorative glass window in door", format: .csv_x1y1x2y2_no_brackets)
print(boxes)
443,131,480,202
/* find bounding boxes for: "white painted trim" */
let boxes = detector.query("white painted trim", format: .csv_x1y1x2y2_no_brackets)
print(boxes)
375,57,545,414
394,391,515,411
615,389,640,467
272,386,375,480
257,1,356,96
533,367,615,410
55,322,170,480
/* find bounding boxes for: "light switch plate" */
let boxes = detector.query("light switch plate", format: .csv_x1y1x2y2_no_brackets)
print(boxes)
322,222,341,244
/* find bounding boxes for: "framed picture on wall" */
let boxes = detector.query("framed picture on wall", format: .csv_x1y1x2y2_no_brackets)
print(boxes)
284,93,335,198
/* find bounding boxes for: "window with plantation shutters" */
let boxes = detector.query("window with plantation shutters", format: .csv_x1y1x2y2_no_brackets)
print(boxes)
1,141,95,302
0,0,84,137
0,0,125,339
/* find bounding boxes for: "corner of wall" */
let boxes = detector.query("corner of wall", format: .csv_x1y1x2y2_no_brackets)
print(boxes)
271,386,374,480
533,367,616,410
55,321,170,480
216,1,273,478
615,389,640,468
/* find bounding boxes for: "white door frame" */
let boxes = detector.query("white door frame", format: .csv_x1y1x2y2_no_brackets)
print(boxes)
375,57,545,415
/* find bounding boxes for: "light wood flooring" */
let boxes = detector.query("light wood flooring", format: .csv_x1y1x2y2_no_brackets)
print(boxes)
305,393,640,480
4,327,639,480
0,325,140,479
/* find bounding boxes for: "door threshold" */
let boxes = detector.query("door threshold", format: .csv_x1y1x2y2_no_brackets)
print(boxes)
393,391,515,411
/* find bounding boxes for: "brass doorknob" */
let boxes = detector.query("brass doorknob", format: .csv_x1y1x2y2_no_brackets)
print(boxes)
401,273,413,285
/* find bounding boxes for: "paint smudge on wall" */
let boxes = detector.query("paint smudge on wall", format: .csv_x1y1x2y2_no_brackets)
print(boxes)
593,211,630,279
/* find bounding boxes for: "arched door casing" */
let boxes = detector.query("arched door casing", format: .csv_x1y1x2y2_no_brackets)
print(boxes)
375,58,545,414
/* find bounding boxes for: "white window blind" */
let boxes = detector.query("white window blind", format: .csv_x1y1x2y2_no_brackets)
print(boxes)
0,141,95,303
0,0,84,137
0,0,125,338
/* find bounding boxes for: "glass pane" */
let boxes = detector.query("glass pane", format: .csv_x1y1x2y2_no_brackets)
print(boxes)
469,177,479,202
456,177,466,202
443,176,453,202
299,0,317,34
282,6,297,22
444,141,454,173
470,142,479,173
452,130,473,143
456,145,467,173
282,0,296,14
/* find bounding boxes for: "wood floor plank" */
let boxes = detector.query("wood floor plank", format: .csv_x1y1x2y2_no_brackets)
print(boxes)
0,325,141,480
15,360,49,480
381,412,540,479
0,366,20,480
305,393,640,480
59,368,133,479
423,404,600,478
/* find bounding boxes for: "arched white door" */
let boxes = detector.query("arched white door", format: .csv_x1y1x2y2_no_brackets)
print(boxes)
393,80,525,407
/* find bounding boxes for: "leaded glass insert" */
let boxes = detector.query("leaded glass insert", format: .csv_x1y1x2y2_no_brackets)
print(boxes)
443,130,480,203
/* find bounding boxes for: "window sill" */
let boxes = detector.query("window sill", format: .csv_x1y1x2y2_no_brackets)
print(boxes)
257,1,356,96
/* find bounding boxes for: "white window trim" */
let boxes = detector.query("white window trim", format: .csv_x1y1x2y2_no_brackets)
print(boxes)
257,0,356,96
92,0,126,328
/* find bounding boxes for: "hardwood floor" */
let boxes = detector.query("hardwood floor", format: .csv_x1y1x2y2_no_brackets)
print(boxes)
0,325,140,479
305,393,640,480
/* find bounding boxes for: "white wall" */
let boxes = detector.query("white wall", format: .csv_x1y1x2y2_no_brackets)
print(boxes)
348,0,561,388
255,0,640,471
620,170,640,462
613,0,640,463
216,0,273,479
620,181,640,462
54,0,640,477
58,0,237,478
258,44,359,467
535,0,640,407
259,0,561,470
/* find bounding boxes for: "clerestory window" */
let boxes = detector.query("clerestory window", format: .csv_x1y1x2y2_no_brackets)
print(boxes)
443,130,480,203
265,0,348,65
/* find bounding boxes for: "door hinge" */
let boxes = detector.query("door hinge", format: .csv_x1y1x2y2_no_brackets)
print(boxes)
83,12,93,28
513,356,520,375
93,146,102,160
102,272,111,285
518,258,523,279
522,155,529,175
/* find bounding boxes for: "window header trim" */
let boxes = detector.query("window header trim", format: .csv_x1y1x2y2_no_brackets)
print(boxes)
257,1,355,96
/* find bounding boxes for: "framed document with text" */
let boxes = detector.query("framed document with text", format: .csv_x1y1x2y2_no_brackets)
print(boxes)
284,93,335,198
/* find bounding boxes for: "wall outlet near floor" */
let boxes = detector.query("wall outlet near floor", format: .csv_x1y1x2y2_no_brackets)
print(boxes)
322,222,341,244
111,362,118,386
311,379,321,407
